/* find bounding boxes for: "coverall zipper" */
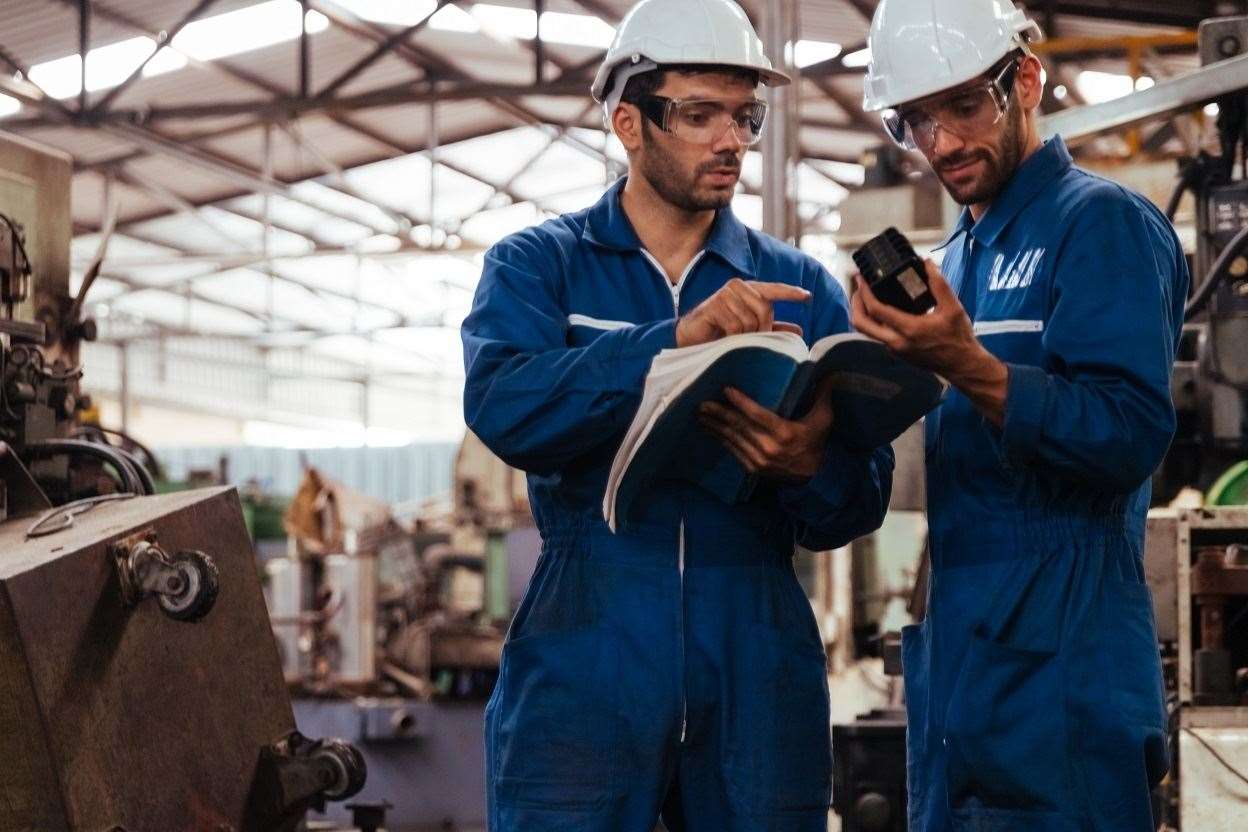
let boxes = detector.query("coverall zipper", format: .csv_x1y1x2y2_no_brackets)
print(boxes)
639,248,704,745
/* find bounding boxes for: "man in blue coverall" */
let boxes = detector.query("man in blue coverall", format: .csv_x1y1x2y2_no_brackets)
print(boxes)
853,1,1189,830
461,0,894,828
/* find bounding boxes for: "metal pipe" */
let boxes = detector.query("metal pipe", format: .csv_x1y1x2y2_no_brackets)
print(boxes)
760,0,798,242
300,0,311,100
78,0,90,114
534,0,545,84
1039,51,1248,144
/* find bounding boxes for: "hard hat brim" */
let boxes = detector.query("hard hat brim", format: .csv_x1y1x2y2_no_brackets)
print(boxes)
592,58,790,103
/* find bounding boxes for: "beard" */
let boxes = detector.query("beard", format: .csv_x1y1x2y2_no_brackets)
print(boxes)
933,101,1025,206
637,123,740,212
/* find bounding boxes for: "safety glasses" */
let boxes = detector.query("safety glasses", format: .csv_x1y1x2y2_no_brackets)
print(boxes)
882,57,1022,152
631,94,769,146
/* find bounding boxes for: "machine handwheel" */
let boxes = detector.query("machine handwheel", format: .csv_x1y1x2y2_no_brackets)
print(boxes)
312,740,367,801
157,550,220,622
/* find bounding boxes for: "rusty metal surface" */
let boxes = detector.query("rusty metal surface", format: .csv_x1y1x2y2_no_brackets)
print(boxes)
1191,556,1248,597
0,487,297,832
0,442,51,520
0,131,71,325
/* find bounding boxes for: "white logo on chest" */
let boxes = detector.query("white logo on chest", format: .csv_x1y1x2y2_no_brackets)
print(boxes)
987,248,1045,292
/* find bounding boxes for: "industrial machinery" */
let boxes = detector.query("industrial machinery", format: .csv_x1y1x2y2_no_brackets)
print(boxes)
266,437,537,830
0,131,366,831
1145,507,1248,828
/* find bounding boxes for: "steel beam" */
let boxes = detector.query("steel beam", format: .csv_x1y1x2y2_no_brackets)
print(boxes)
317,0,448,99
90,0,223,117
1019,0,1216,29
78,0,90,113
101,123,399,235
277,121,419,230
761,0,799,241
1038,51,1248,144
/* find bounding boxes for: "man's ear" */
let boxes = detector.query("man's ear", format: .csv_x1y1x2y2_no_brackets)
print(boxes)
612,103,644,153
1016,54,1045,110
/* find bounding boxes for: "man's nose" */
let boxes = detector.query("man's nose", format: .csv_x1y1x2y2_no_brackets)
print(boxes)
710,120,748,154
930,122,966,159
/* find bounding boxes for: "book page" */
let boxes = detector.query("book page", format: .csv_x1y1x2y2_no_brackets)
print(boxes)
807,331,872,364
603,331,810,530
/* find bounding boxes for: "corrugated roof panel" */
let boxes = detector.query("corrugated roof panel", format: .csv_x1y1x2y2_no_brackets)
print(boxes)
124,207,311,254
516,96,601,126
71,171,164,229
343,153,497,223
351,98,514,150
221,194,374,244
288,180,405,232
107,289,266,334
798,0,873,46
120,152,253,208
198,116,393,183
195,267,361,327
510,140,614,201
13,126,138,165
436,126,561,184
109,63,268,112
457,200,543,246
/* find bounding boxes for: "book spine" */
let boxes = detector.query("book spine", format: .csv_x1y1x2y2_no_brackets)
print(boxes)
776,361,818,420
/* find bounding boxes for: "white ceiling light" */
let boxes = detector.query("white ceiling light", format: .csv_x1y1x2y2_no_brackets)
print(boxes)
429,4,481,33
841,48,872,68
1053,84,1068,100
539,11,616,49
1075,70,1134,104
472,4,537,38
172,0,328,62
28,36,187,99
333,0,437,26
0,94,20,118
442,4,615,48
794,40,842,69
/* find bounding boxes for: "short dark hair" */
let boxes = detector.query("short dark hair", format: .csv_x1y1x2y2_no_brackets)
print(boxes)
619,64,761,103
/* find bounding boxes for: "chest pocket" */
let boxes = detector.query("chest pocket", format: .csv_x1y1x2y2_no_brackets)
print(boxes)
565,313,635,347
973,245,1051,364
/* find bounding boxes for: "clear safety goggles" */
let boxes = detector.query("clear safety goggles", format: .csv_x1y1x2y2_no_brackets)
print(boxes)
631,94,769,146
881,56,1022,152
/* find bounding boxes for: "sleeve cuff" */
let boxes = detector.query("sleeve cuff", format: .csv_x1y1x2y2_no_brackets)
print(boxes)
622,318,678,357
1000,362,1049,468
776,437,864,516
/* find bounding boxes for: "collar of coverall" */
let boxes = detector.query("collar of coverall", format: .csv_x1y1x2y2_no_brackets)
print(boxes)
933,135,1073,251
583,176,758,278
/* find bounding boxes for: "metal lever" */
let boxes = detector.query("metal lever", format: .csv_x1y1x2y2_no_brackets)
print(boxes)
113,534,220,622
248,731,368,825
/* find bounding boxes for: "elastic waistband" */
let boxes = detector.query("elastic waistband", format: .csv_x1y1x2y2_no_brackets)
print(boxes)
930,512,1141,569
536,512,794,567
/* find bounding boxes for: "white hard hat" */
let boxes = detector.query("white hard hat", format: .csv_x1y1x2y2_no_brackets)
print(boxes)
862,0,1043,112
591,0,790,108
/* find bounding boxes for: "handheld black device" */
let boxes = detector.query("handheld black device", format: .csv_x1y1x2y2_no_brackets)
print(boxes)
851,227,936,315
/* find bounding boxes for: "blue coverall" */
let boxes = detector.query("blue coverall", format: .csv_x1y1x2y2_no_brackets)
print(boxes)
462,177,894,831
906,137,1188,832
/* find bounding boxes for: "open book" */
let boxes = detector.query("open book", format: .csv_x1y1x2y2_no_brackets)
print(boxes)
603,331,946,531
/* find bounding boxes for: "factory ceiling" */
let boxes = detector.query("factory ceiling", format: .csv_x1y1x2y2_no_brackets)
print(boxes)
0,0,1233,434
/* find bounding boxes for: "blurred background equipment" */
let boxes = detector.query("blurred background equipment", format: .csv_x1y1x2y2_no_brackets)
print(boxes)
265,431,536,830
0,131,365,832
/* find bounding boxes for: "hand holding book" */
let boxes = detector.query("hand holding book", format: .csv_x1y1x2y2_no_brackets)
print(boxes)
603,330,946,531
698,381,836,483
